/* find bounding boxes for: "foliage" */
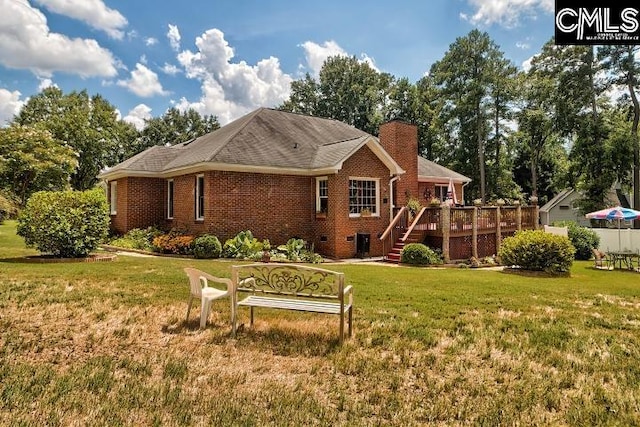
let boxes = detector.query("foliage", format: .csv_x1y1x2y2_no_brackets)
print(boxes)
223,230,261,259
16,189,109,258
552,221,600,261
406,197,423,218
132,108,220,157
499,230,575,274
192,234,222,259
152,232,195,255
277,238,306,262
108,227,163,252
401,243,442,265
13,87,137,190
0,190,19,223
0,124,77,206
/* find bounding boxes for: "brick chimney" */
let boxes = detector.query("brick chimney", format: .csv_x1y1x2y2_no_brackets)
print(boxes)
378,120,419,207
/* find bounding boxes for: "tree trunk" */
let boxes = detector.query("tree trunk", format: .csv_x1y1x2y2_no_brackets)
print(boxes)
494,94,501,196
477,103,486,203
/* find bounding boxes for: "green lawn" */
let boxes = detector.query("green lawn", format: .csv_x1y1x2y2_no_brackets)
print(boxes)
1,221,639,426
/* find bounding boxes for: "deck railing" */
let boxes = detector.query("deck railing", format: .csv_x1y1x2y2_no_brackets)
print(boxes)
380,207,409,259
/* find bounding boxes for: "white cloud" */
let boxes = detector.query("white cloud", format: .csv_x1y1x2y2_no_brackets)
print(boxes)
0,0,118,78
300,40,347,76
139,54,148,65
176,28,292,124
117,63,168,97
167,24,181,52
0,88,25,126
37,78,57,91
162,63,181,76
34,0,127,39
516,41,530,50
145,37,158,46
461,0,553,27
122,103,152,130
299,40,379,76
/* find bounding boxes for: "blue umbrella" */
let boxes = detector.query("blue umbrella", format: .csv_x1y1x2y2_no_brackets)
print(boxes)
586,206,640,250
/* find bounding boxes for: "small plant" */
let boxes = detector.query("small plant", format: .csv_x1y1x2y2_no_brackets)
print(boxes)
262,239,271,251
109,226,163,251
16,189,109,258
223,230,261,259
360,207,372,216
192,234,222,259
152,232,195,255
407,197,423,217
473,198,482,206
495,198,505,206
401,243,442,265
278,238,306,262
498,230,575,274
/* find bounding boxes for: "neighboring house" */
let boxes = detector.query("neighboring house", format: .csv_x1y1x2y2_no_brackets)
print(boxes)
100,108,470,259
540,188,625,228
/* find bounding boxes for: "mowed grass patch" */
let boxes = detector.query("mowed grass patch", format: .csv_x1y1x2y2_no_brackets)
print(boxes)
1,221,640,425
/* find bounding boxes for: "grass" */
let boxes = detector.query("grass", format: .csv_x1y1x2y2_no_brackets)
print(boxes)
1,220,640,425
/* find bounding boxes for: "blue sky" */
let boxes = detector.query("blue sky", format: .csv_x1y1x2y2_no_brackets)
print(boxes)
0,0,555,128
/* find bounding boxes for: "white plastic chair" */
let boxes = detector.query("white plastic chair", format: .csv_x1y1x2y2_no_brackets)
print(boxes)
184,268,232,328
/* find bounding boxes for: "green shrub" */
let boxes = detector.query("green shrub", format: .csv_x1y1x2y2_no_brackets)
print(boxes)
192,234,222,259
152,232,195,255
16,189,109,258
401,243,442,265
498,230,575,274
552,221,600,260
109,226,163,251
277,238,306,262
223,230,261,259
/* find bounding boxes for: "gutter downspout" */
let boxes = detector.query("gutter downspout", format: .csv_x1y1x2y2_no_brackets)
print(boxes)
462,181,470,205
389,176,400,222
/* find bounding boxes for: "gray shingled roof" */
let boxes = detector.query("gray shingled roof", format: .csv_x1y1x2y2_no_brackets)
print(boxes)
417,156,471,183
101,108,382,178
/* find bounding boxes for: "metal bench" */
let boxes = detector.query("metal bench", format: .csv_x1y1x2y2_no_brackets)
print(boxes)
231,263,353,343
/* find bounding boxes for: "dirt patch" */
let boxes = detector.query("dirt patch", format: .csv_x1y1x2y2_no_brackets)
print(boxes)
19,253,117,263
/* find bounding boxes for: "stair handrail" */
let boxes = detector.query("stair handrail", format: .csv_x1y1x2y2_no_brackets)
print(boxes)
400,207,428,242
380,206,407,241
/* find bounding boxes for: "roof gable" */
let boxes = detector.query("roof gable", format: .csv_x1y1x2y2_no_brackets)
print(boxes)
417,156,471,183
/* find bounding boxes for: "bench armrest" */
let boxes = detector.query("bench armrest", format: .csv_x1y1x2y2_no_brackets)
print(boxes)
343,285,353,296
343,285,353,307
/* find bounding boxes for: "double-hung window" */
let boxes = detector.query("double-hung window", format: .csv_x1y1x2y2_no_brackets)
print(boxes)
349,178,379,216
316,177,328,214
167,179,174,219
195,174,205,220
434,184,448,202
109,181,117,215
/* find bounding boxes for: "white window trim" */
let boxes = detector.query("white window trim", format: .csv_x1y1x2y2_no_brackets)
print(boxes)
109,181,117,215
316,176,328,213
167,179,174,220
195,174,205,221
348,177,380,218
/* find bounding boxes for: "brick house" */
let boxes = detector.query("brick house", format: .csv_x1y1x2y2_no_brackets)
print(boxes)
100,108,470,259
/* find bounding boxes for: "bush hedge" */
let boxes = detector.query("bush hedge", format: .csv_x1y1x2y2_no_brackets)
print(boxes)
401,243,442,265
152,233,195,255
193,234,222,259
552,221,600,260
16,189,109,258
109,226,163,252
498,230,575,274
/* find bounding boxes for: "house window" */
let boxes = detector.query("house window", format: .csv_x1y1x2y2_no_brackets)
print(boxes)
109,181,117,215
316,177,328,213
559,205,570,210
167,179,174,219
434,184,448,202
349,178,379,216
195,174,205,220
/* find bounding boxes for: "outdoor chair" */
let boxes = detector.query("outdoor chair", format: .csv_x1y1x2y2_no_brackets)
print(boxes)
184,268,232,328
592,249,612,271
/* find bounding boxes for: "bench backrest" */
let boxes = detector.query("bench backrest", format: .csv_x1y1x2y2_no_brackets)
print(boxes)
232,263,344,298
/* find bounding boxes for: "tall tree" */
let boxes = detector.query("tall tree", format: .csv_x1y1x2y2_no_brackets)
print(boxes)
135,107,220,155
280,56,391,135
0,125,77,206
599,45,640,226
14,88,136,190
430,30,515,202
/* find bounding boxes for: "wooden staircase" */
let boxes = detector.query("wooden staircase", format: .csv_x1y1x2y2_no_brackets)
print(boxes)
385,229,423,264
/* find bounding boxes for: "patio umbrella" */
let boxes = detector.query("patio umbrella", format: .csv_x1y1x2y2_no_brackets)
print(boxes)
585,206,640,251
445,178,458,206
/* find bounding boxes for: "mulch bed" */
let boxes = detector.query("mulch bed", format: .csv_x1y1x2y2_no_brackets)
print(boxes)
20,253,118,263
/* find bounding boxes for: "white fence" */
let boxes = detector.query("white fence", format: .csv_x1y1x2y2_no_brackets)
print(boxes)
593,228,640,253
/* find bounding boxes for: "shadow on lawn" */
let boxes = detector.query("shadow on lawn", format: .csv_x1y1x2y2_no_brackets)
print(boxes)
162,319,341,356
